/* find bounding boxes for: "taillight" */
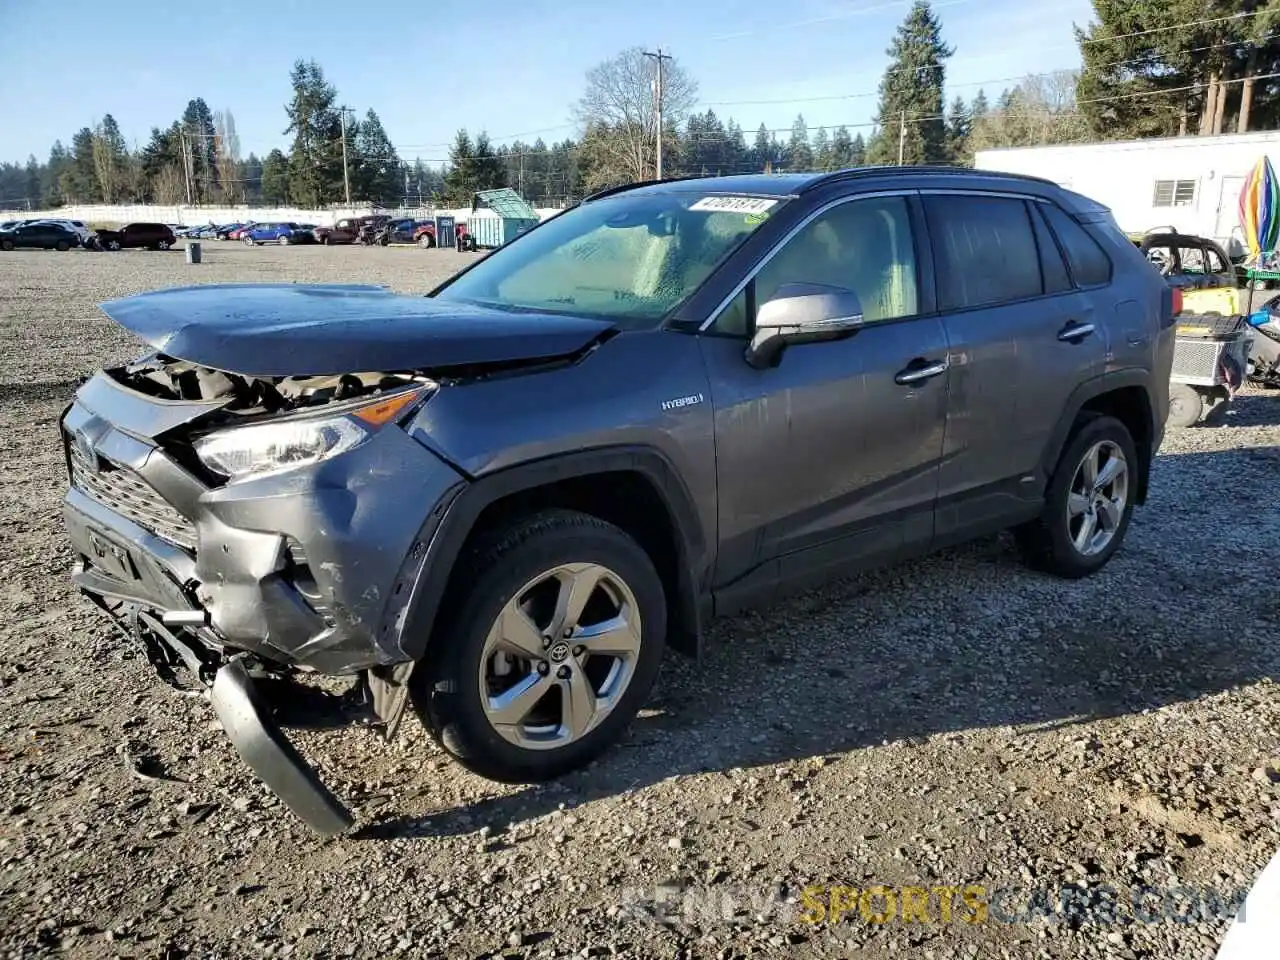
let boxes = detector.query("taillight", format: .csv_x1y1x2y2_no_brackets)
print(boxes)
1171,287,1184,316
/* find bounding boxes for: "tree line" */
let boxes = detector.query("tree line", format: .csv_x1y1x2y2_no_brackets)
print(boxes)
2,0,1278,211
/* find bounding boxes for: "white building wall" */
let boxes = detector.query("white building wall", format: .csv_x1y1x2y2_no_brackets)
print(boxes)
974,131,1280,255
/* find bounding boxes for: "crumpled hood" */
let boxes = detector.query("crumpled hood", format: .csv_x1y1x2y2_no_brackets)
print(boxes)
99,283,617,377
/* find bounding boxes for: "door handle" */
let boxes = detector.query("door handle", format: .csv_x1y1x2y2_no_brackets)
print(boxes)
1058,321,1096,342
894,358,949,385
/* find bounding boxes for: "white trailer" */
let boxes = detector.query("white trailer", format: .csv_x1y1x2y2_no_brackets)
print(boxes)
974,131,1280,257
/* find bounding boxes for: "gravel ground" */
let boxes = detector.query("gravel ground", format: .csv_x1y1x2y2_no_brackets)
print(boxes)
1,244,1279,960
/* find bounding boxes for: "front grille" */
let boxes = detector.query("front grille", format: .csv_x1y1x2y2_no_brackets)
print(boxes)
67,440,198,550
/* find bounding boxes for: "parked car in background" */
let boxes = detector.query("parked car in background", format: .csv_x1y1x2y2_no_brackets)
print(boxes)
1138,231,1237,290
217,223,249,240
0,220,82,251
243,222,314,245
379,218,436,246
313,215,390,245
95,222,177,251
31,218,93,245
1,221,81,251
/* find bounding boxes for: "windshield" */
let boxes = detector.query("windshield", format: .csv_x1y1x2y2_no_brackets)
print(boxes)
432,191,786,326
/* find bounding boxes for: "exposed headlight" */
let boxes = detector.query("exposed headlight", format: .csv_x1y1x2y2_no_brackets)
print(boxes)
194,386,430,482
195,417,369,481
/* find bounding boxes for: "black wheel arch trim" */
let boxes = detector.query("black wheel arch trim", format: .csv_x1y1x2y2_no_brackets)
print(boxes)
397,445,711,664
1039,368,1159,505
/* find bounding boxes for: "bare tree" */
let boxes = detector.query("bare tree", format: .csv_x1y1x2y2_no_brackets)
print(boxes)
571,46,697,189
214,110,242,203
970,70,1087,152
154,163,186,204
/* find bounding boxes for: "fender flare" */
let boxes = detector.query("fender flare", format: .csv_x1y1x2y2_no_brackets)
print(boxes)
394,446,711,663
1039,368,1158,503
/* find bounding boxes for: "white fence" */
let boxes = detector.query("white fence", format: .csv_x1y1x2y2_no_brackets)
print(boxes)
0,203,566,227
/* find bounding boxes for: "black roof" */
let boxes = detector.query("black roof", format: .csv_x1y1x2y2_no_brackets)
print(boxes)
582,166,1058,203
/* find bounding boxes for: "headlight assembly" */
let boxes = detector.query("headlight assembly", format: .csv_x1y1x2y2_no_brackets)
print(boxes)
193,386,429,482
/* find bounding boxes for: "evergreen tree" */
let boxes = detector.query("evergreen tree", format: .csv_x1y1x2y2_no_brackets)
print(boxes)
92,114,130,201
443,129,477,204
725,119,748,175
830,126,854,168
787,115,813,171
61,128,101,203
181,98,217,201
753,123,774,171
946,95,972,162
472,131,506,191
43,141,72,206
813,127,834,170
850,132,867,166
866,0,953,165
260,149,290,204
283,60,344,207
971,89,990,124
355,109,400,203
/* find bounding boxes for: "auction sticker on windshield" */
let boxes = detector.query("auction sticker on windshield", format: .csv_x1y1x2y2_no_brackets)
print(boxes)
688,196,779,214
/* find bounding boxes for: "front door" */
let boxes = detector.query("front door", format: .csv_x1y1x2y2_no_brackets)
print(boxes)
699,193,950,593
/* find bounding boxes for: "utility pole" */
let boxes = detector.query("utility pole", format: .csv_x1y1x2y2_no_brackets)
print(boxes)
179,128,194,205
339,106,352,206
643,48,673,180
898,110,907,166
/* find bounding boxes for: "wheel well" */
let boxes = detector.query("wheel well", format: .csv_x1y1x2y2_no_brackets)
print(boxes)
1078,386,1154,503
439,471,698,658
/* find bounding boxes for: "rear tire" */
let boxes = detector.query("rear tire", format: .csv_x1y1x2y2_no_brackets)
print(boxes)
278,235,289,246
411,509,666,783
0,240,12,251
1014,414,1138,579
157,240,171,251
55,240,69,251
418,233,435,248
1166,383,1204,428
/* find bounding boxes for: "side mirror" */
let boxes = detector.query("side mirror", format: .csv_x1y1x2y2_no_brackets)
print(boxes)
744,282,865,370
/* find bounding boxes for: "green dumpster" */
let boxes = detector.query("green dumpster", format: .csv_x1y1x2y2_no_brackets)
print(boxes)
468,188,539,249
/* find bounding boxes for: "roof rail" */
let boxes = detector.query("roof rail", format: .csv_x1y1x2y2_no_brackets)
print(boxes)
801,165,1058,192
581,174,708,204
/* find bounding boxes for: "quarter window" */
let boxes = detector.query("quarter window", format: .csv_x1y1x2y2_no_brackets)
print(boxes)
1040,203,1113,287
924,195,1042,310
1028,203,1072,295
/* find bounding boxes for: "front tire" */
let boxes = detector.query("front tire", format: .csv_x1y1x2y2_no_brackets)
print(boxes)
412,509,666,783
1014,414,1138,579
418,233,435,248
55,240,69,251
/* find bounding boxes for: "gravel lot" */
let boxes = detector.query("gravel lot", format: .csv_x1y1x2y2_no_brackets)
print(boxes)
1,243,1278,960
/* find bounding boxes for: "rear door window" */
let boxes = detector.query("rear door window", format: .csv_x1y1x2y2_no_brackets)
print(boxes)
1039,203,1113,286
924,195,1043,310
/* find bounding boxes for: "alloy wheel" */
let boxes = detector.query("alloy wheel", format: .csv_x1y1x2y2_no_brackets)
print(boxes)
478,562,642,750
1066,440,1129,557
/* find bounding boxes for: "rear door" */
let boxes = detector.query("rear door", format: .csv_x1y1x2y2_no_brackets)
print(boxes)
922,191,1108,532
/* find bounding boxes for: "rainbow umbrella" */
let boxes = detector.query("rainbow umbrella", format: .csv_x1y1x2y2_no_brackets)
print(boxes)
1238,156,1280,261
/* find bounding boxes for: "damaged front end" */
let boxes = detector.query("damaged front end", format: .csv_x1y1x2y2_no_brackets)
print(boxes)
61,353,467,834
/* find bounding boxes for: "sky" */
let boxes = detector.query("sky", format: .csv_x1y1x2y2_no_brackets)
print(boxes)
0,0,1097,166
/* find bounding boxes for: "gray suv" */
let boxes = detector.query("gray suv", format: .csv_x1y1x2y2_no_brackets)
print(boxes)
59,168,1175,833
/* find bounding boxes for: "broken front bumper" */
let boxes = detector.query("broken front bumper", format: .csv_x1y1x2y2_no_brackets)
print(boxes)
58,372,468,832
